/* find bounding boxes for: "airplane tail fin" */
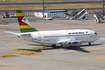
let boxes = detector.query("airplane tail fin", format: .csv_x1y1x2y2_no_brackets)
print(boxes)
16,10,38,33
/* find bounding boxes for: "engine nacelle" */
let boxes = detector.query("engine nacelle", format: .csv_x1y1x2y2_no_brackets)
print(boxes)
62,41,82,48
18,36,20,38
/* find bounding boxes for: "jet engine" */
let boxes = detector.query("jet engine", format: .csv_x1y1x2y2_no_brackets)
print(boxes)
62,41,82,48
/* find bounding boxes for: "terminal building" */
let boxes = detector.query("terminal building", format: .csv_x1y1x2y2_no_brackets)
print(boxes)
34,10,68,18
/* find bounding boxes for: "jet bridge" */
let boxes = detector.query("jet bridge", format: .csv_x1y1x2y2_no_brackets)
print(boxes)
78,11,88,20
66,9,79,20
94,12,101,23
76,9,89,20
69,9,88,20
71,9,79,17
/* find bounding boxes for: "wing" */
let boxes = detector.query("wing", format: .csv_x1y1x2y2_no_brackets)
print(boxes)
57,38,82,47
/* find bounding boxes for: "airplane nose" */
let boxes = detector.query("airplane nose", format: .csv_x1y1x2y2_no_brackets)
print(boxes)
96,34,100,40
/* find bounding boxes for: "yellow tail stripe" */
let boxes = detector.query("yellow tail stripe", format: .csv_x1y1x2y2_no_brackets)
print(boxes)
20,25,33,29
17,13,24,16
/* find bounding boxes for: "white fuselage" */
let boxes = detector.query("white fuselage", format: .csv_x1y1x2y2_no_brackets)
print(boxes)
18,29,100,45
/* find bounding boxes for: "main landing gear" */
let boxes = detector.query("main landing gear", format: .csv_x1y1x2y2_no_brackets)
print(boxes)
52,44,57,48
61,44,69,49
89,42,91,46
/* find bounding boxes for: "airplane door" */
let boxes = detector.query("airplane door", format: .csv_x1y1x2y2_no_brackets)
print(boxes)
38,34,41,41
90,32,94,41
90,34,93,38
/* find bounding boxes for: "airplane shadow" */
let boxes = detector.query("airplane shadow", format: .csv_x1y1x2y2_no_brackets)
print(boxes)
28,45,89,53
28,44,103,53
28,44,62,50
29,46,90,53
81,44,103,47
66,44,103,53
64,47,90,53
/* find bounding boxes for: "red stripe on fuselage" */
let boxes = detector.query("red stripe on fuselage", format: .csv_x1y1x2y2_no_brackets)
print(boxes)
17,16,24,20
19,22,28,25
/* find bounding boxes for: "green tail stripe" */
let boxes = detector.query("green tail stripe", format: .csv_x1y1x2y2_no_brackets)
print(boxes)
16,10,22,13
16,10,39,33
20,28,38,33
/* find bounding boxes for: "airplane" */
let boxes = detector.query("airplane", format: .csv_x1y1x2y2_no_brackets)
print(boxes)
6,10,100,49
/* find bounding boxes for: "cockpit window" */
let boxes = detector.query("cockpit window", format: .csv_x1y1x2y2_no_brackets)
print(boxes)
95,33,97,35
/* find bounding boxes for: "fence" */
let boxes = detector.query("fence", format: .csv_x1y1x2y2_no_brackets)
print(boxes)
0,9,103,17
87,9,103,14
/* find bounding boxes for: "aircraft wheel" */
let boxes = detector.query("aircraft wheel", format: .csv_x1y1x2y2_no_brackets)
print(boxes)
62,47,67,49
62,46,68,49
61,44,69,49
52,44,56,48
89,42,91,46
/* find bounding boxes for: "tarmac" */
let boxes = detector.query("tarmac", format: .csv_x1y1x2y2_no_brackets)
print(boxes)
0,15,105,70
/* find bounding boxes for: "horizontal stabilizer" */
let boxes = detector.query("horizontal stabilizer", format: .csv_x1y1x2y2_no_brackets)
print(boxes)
5,31,19,35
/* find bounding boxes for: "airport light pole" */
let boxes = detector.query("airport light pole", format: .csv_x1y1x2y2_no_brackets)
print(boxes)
103,0,104,16
91,0,93,4
43,0,44,18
